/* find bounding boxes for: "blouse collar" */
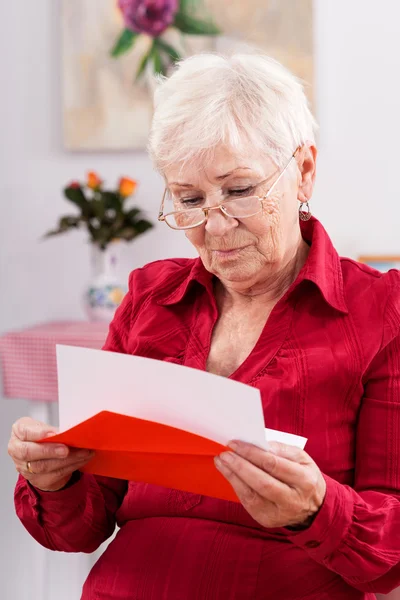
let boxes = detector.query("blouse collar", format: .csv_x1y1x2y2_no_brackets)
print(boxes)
157,218,349,314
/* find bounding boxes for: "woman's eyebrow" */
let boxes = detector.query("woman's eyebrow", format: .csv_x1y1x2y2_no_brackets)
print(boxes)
215,167,253,181
169,182,194,188
169,167,254,187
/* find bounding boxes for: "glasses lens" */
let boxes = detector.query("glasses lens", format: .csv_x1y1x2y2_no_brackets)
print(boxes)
221,196,261,218
165,209,205,230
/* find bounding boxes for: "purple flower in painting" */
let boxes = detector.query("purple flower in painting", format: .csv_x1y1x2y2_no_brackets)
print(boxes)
118,0,179,37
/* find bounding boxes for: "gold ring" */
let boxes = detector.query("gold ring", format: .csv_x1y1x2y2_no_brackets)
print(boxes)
26,461,35,475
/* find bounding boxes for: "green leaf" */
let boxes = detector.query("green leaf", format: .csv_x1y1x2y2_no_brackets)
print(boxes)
43,228,63,238
155,38,181,63
179,0,195,12
126,207,142,222
64,186,87,209
88,225,112,249
136,46,153,80
101,191,123,212
88,199,106,220
43,229,63,238
151,45,166,76
108,213,125,232
117,227,139,241
116,217,153,241
59,215,81,229
43,215,81,238
173,12,221,35
111,28,139,58
133,219,154,234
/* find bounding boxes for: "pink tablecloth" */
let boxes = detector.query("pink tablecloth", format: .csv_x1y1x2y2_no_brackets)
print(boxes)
0,321,109,402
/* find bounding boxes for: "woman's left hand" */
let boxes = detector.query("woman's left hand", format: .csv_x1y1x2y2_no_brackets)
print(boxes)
215,440,326,529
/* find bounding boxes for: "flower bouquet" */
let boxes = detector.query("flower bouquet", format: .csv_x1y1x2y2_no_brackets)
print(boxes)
45,172,153,251
45,172,153,321
111,0,221,79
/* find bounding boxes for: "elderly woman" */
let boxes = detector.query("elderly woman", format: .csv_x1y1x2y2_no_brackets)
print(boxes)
8,53,400,600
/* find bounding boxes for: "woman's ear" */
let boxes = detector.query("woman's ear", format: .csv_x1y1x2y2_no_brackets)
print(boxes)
297,144,317,202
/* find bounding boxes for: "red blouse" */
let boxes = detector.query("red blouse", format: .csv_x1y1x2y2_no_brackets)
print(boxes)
15,219,400,599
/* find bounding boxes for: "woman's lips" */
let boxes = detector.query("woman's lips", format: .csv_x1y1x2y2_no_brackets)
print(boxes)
211,246,249,258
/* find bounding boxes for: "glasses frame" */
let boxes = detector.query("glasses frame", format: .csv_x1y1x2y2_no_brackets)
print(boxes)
158,147,300,231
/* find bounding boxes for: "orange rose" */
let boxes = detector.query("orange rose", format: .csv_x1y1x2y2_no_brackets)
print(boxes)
87,171,102,190
119,177,137,197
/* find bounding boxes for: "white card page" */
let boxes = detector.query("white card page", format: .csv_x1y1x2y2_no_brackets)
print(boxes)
56,345,307,450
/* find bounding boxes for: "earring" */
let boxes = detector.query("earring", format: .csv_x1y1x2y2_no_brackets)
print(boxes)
299,200,312,221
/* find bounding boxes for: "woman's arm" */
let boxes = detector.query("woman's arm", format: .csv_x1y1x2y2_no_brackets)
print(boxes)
216,274,400,595
287,289,400,594
15,473,128,553
217,331,400,594
14,277,134,553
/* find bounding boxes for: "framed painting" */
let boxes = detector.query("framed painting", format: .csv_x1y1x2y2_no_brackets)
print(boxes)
62,0,313,150
358,255,400,273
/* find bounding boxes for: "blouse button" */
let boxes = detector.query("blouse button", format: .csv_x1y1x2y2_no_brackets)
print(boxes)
305,540,321,549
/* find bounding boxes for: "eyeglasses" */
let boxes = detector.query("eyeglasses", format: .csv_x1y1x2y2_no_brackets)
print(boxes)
158,148,299,231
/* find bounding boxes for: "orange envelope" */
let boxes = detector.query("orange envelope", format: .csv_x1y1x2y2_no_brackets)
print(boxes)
39,410,239,503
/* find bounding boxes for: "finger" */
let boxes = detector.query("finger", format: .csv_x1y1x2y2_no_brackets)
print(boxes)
227,441,306,488
265,441,310,464
214,456,276,513
216,451,287,503
214,458,253,499
16,451,94,477
27,450,94,475
17,457,92,488
230,440,310,464
12,418,58,442
9,439,70,462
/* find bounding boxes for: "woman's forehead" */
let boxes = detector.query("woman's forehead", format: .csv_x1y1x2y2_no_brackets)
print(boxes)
164,146,276,185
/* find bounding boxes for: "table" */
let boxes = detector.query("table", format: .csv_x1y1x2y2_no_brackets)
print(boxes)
0,321,108,403
0,321,109,600
0,319,109,428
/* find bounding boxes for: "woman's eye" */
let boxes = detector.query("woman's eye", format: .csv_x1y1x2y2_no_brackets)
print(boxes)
180,197,203,207
228,187,253,196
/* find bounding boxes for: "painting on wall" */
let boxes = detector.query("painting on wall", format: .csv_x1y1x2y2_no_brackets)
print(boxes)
358,256,400,273
62,0,313,150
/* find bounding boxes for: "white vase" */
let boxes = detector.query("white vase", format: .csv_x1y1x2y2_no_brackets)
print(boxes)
85,242,127,323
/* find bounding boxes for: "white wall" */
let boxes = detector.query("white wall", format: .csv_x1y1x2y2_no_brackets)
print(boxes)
0,1,399,599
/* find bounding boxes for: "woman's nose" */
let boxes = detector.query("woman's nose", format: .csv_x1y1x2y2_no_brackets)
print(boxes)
204,207,239,236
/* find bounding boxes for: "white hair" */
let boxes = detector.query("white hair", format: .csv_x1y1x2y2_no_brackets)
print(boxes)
148,52,317,173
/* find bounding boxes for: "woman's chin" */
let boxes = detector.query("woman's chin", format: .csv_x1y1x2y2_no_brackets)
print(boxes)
202,248,265,284
211,261,259,283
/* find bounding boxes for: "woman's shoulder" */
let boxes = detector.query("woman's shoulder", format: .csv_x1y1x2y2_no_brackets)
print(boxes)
127,257,199,298
340,257,400,294
340,258,400,341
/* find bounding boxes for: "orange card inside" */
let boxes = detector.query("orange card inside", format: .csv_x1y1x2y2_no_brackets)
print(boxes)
39,411,239,503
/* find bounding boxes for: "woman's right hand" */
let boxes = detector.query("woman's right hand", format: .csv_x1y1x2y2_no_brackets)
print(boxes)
8,417,94,492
